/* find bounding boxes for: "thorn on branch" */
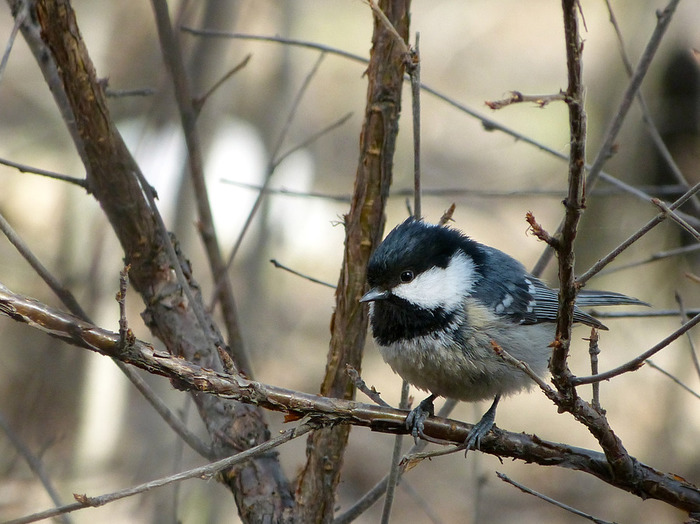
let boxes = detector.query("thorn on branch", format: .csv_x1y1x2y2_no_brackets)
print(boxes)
526,212,560,249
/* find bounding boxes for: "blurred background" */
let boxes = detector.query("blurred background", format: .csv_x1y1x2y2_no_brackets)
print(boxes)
1,1,699,522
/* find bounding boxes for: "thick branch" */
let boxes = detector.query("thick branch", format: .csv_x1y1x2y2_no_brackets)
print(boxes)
28,1,291,520
2,286,700,514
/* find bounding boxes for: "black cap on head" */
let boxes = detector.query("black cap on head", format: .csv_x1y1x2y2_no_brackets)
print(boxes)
366,218,483,290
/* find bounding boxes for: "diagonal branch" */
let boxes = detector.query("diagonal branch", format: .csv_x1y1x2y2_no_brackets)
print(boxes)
25,1,292,520
2,285,700,514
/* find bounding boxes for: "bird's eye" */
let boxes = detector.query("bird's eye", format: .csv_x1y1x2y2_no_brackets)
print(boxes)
400,270,414,283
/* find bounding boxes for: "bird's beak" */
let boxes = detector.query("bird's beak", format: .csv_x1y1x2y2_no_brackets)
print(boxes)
360,288,390,303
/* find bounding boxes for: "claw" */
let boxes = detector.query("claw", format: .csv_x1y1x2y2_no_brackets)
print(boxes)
405,394,436,444
463,394,500,455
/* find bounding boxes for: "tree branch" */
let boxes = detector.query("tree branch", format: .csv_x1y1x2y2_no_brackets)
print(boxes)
2,285,700,514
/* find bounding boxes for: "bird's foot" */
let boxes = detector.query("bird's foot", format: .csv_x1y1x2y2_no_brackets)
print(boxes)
405,394,436,444
463,394,500,455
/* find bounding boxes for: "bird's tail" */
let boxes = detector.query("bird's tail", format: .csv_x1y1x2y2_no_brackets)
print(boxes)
575,290,649,308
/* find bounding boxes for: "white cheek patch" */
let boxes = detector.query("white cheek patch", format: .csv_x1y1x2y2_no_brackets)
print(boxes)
392,252,478,310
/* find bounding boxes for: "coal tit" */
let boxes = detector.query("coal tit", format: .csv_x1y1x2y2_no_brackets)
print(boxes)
361,217,647,449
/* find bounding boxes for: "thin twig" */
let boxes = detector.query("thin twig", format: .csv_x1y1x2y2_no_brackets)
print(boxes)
0,156,87,188
181,27,700,228
193,53,251,114
496,472,614,524
332,400,456,524
646,360,700,401
409,33,421,219
104,87,156,98
572,312,700,386
531,0,686,277
0,413,73,524
218,110,353,287
346,365,392,408
676,293,700,381
219,179,690,202
0,1,26,83
269,259,336,289
364,0,410,56
381,380,410,524
7,422,315,524
578,182,700,286
604,0,700,215
588,308,700,319
597,244,700,277
550,0,587,380
587,329,602,412
652,198,700,241
485,90,567,109
0,211,213,459
151,0,250,372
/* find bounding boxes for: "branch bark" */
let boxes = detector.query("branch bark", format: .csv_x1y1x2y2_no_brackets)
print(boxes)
2,285,700,515
293,1,411,521
27,1,292,521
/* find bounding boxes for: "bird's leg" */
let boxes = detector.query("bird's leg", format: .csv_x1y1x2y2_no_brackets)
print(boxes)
405,393,436,444
464,394,500,453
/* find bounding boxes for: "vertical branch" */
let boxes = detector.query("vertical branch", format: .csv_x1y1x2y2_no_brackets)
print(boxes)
410,33,421,219
293,0,411,521
31,1,293,521
550,0,587,382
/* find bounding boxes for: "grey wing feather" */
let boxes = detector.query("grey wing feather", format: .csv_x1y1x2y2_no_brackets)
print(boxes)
473,245,647,329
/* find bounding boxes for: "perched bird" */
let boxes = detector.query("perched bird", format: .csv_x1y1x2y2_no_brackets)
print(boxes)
361,217,647,449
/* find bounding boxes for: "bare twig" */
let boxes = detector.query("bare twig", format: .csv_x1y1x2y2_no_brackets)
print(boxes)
597,244,700,277
572,312,700,386
578,182,700,286
218,110,353,283
0,156,87,188
496,472,614,524
676,293,700,380
604,0,700,215
408,33,421,218
0,0,26,83
104,87,156,98
588,308,700,319
652,198,700,241
333,400,456,524
182,28,700,228
587,329,602,412
193,53,251,114
532,0,686,277
525,211,559,249
550,0,587,381
2,286,700,513
346,365,392,408
381,380,410,524
646,360,700,401
220,179,690,202
7,422,315,524
269,259,336,289
485,90,567,109
151,0,250,372
0,413,73,524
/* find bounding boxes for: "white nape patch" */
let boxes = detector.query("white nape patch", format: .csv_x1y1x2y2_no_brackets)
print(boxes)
392,252,478,311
